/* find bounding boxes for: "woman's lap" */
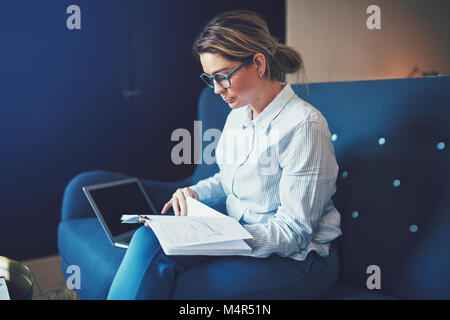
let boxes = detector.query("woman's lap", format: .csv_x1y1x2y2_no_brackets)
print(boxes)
108,226,339,300
174,241,338,299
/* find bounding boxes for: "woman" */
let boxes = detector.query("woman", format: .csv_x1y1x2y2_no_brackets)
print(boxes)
107,10,342,300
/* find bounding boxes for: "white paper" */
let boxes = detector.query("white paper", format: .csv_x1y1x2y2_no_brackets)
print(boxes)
121,197,253,255
184,196,225,218
0,277,10,300
146,215,252,247
163,239,251,256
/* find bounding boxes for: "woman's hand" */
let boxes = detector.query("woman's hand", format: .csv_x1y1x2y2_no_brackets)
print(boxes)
161,187,199,216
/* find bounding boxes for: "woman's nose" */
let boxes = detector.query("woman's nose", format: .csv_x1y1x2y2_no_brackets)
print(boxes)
214,81,225,95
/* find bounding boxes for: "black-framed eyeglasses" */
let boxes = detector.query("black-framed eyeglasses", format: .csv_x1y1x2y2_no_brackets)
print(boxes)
200,57,252,89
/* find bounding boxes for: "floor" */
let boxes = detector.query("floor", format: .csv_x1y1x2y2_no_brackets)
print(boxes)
21,255,78,300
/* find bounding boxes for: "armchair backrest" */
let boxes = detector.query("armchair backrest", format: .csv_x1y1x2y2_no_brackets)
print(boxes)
192,76,450,299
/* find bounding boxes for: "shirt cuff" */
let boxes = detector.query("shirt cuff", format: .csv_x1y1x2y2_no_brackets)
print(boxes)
188,184,207,202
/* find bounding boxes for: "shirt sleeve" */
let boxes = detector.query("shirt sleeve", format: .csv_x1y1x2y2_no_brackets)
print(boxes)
189,172,227,206
242,120,339,258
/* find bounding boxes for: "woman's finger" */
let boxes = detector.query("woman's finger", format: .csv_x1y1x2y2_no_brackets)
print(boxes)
161,187,196,215
181,188,193,215
161,199,173,214
177,190,187,216
172,196,180,216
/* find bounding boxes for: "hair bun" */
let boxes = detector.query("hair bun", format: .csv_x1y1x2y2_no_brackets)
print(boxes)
193,10,305,83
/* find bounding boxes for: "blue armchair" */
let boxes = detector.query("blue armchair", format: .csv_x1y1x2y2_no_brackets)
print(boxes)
58,76,450,299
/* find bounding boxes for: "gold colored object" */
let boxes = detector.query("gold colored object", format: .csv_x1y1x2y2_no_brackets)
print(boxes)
0,256,34,300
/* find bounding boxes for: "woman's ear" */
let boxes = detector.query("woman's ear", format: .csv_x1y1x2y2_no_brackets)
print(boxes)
253,53,266,75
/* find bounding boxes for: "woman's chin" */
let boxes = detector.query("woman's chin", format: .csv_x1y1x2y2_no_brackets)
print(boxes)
228,100,245,109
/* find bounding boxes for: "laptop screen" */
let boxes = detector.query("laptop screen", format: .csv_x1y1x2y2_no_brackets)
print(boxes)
87,181,156,238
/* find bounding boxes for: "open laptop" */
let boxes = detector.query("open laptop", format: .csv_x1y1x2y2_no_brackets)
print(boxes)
82,178,158,248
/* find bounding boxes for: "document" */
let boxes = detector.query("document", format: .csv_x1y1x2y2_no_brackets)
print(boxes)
0,277,10,300
121,197,253,256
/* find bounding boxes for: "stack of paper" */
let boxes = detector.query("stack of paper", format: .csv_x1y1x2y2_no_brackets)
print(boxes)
121,197,253,256
0,277,10,300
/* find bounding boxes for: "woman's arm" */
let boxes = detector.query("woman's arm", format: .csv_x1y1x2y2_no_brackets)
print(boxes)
189,172,227,206
159,172,226,217
242,120,340,258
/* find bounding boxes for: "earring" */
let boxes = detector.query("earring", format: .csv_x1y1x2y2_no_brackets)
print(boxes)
259,73,264,79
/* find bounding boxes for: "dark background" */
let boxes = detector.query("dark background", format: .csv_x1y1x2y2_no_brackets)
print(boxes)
0,0,285,260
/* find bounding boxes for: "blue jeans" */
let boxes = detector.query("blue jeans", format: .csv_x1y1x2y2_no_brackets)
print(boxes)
107,226,339,300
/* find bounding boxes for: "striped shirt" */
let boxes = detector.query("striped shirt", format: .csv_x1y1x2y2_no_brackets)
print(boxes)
190,84,342,261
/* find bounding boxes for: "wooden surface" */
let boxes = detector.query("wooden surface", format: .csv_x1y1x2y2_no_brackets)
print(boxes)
21,256,78,300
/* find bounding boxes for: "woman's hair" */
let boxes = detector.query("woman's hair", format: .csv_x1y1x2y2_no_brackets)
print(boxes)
192,10,307,84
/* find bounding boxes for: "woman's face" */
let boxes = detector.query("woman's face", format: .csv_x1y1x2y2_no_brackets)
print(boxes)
199,52,263,109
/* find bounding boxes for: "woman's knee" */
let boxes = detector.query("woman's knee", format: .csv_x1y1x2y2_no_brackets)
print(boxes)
132,225,157,242
128,226,161,254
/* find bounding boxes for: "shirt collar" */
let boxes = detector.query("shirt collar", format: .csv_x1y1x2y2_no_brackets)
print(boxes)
242,84,295,133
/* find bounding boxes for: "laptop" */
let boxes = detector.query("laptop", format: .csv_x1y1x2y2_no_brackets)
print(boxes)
82,178,158,248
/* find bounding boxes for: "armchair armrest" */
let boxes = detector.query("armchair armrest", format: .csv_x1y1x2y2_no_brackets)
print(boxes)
61,170,192,221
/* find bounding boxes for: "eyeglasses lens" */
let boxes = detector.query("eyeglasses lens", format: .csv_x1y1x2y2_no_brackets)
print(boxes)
201,74,230,89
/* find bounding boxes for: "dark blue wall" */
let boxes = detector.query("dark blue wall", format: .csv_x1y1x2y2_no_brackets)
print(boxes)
0,1,285,260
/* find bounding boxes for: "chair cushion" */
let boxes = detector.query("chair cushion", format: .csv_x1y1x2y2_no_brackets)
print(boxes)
57,218,126,299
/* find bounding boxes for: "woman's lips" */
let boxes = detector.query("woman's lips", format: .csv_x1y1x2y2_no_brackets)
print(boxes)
223,97,236,103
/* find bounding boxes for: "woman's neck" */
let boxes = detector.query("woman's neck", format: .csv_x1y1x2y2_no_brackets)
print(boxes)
250,81,284,120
